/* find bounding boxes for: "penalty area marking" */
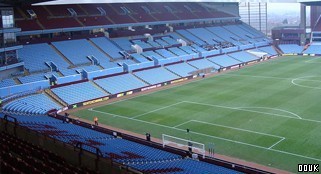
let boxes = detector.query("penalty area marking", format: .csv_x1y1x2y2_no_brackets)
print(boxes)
291,76,321,90
234,106,302,119
88,108,321,162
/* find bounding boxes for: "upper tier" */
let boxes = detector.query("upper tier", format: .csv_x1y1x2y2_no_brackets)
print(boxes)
14,2,239,32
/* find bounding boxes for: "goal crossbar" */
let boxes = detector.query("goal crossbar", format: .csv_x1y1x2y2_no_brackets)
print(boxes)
162,134,205,158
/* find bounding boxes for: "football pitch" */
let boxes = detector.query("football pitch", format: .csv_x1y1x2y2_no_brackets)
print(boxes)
73,56,321,172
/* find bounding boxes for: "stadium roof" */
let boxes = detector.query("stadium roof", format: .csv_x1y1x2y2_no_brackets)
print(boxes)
1,0,320,5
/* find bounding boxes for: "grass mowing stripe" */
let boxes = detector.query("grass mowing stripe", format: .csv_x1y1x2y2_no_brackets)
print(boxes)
189,120,284,139
183,101,301,120
88,108,321,162
132,101,185,119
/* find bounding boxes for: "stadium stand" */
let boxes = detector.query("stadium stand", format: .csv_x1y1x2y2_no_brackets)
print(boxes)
51,81,108,105
0,132,97,174
0,114,241,174
52,39,120,69
303,43,321,54
278,44,303,54
0,1,297,173
134,67,179,84
257,46,278,56
2,93,61,115
19,43,70,73
128,158,242,174
90,37,124,59
165,63,197,77
0,79,17,88
188,58,220,70
208,54,242,67
94,73,147,94
228,51,260,62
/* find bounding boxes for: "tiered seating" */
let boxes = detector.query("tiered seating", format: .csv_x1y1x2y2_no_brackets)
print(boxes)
132,40,153,49
0,132,97,174
208,55,242,67
90,37,123,59
304,44,321,54
206,26,243,46
187,28,223,45
278,44,303,54
115,59,137,65
176,29,206,45
129,158,241,174
223,25,257,42
19,43,70,73
2,94,61,115
18,73,48,84
179,46,198,55
188,59,220,70
168,47,189,56
131,53,150,63
75,65,101,72
0,115,181,164
134,67,179,84
15,19,43,31
52,39,119,68
162,36,180,45
94,73,147,94
51,82,107,105
155,38,171,47
113,38,133,51
258,46,278,56
155,49,177,59
166,63,197,77
142,51,165,61
0,79,16,88
228,51,259,62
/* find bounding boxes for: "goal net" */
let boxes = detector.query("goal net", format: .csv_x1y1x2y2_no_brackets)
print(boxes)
162,134,205,158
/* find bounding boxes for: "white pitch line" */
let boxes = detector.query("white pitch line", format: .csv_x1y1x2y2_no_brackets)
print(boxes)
221,74,292,80
305,57,321,63
268,137,285,149
88,108,321,162
132,101,185,119
291,76,321,90
173,120,193,128
183,101,301,120
234,107,302,119
191,120,284,139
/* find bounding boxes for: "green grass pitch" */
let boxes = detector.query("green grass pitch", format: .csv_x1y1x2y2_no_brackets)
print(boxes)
73,56,321,172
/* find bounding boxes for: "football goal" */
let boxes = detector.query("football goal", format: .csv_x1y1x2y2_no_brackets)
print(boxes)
162,134,206,158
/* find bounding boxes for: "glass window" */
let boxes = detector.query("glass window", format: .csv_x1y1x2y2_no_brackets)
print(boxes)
2,9,14,28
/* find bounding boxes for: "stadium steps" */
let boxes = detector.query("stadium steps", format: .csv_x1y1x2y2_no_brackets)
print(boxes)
206,59,223,68
90,81,111,95
16,7,28,19
36,20,45,30
164,67,183,78
45,89,68,107
56,71,64,77
42,6,54,16
75,18,85,27
86,39,114,61
105,16,115,24
13,77,22,85
23,68,30,76
131,72,151,85
77,4,89,15
273,45,284,55
48,43,75,67
186,61,199,70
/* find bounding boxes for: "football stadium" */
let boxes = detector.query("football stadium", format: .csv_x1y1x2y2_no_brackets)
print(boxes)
1,0,321,173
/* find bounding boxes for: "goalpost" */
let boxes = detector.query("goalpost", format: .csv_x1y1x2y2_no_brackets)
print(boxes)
162,134,206,158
